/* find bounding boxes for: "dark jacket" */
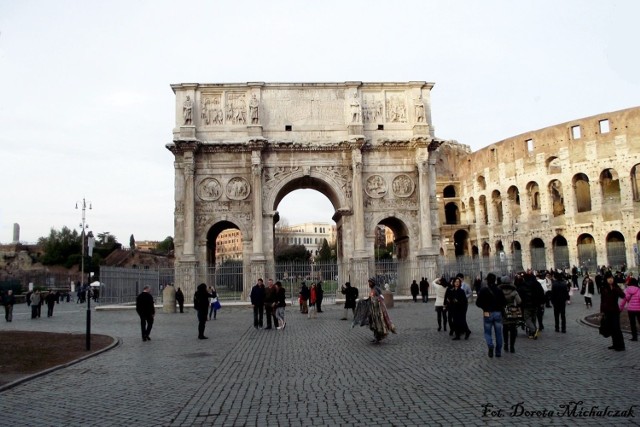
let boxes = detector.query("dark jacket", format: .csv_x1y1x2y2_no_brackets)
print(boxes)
445,287,467,311
2,293,16,306
136,291,155,317
299,284,310,301
342,285,359,309
276,286,286,308
193,284,211,312
175,288,184,303
264,286,277,306
250,284,266,306
476,284,507,313
316,283,324,301
419,278,429,295
410,281,419,296
551,279,570,306
517,274,545,308
601,282,625,313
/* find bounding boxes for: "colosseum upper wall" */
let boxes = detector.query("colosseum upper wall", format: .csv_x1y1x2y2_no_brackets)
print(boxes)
437,106,640,273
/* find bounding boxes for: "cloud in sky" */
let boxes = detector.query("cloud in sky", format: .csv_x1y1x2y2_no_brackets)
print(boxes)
0,0,638,243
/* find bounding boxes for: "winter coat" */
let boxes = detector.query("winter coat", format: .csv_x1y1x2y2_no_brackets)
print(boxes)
601,282,625,313
434,280,447,307
193,285,211,313
410,281,419,296
620,285,640,312
499,283,522,307
550,280,570,307
250,284,266,306
476,284,507,313
136,291,155,317
342,285,359,309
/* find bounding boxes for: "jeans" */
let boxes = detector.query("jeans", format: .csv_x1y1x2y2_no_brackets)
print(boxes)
435,306,447,330
4,304,13,322
276,307,285,325
628,311,639,340
253,305,264,327
523,306,537,335
553,305,566,332
483,311,503,353
139,315,154,339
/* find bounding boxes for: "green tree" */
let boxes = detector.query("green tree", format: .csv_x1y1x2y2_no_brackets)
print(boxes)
129,234,136,250
38,226,81,268
154,236,174,255
315,238,335,262
275,244,311,262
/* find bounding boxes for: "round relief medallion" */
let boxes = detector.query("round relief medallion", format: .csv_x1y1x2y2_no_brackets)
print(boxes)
365,175,387,198
197,178,222,201
226,177,251,200
392,174,415,198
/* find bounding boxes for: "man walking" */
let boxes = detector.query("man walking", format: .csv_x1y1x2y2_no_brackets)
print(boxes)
175,287,185,313
476,273,507,358
3,290,16,322
551,271,570,333
250,278,266,329
264,279,279,329
341,281,359,320
136,285,155,342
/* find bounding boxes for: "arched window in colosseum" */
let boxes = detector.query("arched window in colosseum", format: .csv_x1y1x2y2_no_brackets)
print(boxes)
495,240,504,253
606,231,627,270
443,185,456,198
479,195,488,224
454,229,470,256
482,241,491,258
549,180,565,217
530,238,547,271
572,173,592,213
600,169,621,203
552,235,569,270
546,156,562,174
526,181,541,211
468,198,476,224
507,186,521,219
512,241,523,272
577,234,597,273
477,175,486,190
492,190,504,223
445,202,460,225
631,164,640,201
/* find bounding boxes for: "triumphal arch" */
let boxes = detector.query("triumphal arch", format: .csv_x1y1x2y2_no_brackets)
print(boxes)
167,82,444,298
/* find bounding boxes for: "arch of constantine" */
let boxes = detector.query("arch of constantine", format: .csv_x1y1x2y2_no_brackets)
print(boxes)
167,82,443,298
437,107,640,274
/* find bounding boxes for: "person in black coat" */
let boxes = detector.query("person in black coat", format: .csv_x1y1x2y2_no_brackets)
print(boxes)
194,283,213,339
341,282,359,320
316,282,324,313
175,287,185,313
135,286,155,341
250,279,266,328
550,272,570,333
419,277,430,303
476,273,507,357
601,272,626,351
445,277,471,340
410,280,419,302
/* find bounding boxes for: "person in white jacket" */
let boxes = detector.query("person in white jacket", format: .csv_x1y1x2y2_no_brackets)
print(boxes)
434,277,449,332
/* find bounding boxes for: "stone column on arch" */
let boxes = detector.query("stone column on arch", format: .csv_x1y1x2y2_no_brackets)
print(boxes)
183,152,196,261
351,142,366,258
250,148,266,262
416,148,432,252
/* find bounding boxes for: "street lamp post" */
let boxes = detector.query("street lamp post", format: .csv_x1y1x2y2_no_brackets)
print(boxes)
76,198,92,351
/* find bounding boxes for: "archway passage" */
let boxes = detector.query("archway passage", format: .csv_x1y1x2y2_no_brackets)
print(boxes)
577,234,597,273
206,221,244,297
530,238,546,271
552,235,569,270
444,202,460,225
453,229,470,257
606,231,626,270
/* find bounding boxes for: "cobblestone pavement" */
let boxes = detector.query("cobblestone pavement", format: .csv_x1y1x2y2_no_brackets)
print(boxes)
0,295,638,426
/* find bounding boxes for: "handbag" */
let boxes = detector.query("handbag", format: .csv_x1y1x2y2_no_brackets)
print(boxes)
212,297,221,310
599,314,611,338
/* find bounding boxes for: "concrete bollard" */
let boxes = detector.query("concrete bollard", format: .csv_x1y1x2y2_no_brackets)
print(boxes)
163,284,176,313
383,290,394,308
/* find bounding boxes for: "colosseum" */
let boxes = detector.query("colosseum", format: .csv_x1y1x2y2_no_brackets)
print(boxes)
436,106,640,275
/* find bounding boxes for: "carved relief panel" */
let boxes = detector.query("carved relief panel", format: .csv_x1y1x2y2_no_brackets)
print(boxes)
226,93,247,125
200,94,224,125
385,92,407,123
362,93,384,123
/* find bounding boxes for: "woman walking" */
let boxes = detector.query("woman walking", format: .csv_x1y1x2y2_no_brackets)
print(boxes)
434,277,448,332
275,281,287,330
499,275,522,353
445,277,471,340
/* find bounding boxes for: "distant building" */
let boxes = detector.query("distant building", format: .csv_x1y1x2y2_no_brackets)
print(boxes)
216,229,243,263
215,222,337,262
135,240,160,252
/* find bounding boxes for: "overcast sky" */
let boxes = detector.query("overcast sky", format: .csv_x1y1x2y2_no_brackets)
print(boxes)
1,0,638,244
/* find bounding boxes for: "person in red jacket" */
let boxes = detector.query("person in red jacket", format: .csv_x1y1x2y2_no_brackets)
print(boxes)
620,277,640,342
